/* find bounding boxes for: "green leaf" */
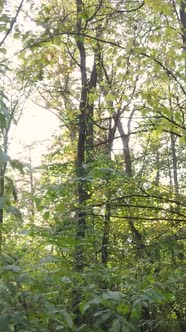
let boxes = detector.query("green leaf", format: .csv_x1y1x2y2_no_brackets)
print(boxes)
105,93,115,102
43,210,50,220
4,265,21,272
63,310,74,329
0,150,9,162
6,206,22,218
109,319,121,332
102,291,122,302
0,113,6,129
17,273,33,285
0,314,9,332
78,9,89,20
9,159,25,174
0,197,5,209
0,47,6,54
117,302,131,315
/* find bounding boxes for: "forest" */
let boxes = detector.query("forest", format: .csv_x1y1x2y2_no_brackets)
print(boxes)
0,0,186,331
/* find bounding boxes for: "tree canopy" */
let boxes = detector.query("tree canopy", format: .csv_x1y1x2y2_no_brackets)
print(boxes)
0,0,186,331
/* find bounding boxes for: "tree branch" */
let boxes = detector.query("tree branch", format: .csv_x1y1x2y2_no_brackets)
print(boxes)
0,0,25,47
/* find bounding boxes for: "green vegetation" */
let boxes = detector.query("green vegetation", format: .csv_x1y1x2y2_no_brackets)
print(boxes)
0,0,186,331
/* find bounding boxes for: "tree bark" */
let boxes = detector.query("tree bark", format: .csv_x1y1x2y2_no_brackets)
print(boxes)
100,114,116,266
180,1,186,50
155,151,160,185
101,202,110,265
0,134,8,250
117,117,145,252
170,132,179,194
0,166,5,250
180,0,186,76
117,118,132,177
74,0,88,273
74,0,100,272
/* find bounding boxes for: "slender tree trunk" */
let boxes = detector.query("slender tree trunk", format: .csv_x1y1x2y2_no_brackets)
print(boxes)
0,135,8,250
100,115,115,266
180,0,186,76
86,25,101,161
0,165,5,250
117,118,132,177
170,133,179,194
168,145,173,187
74,0,99,272
155,151,160,185
101,202,111,265
72,5,88,314
117,117,145,252
74,17,88,271
29,154,35,220
73,1,100,322
64,64,76,142
86,57,97,162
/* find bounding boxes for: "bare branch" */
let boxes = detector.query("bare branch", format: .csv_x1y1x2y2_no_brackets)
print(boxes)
0,0,25,47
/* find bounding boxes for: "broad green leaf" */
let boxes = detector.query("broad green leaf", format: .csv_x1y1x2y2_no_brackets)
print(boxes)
0,113,6,128
4,265,21,272
0,47,6,54
109,319,121,332
63,310,74,329
105,94,115,102
6,206,21,218
9,159,25,174
0,314,9,332
0,197,5,209
0,150,9,162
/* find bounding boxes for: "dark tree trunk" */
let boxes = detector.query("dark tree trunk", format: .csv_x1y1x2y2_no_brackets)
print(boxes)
72,1,89,322
74,0,99,272
86,58,97,162
117,117,145,252
101,202,111,265
0,149,7,250
74,0,88,272
101,116,116,266
117,118,132,177
0,165,5,250
155,151,160,185
170,133,179,194
180,0,186,75
72,1,100,323
180,1,186,50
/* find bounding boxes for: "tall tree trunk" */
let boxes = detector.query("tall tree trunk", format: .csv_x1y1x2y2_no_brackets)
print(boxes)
117,118,132,177
155,151,160,185
100,117,113,266
170,133,179,194
100,109,118,267
28,154,35,221
101,202,111,265
0,165,5,250
86,25,101,161
0,132,8,250
117,117,145,252
72,1,89,321
180,0,186,75
74,0,99,272
74,0,88,273
73,1,100,321
86,57,97,162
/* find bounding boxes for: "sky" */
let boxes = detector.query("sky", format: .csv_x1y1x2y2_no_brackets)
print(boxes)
1,1,60,166
9,100,60,166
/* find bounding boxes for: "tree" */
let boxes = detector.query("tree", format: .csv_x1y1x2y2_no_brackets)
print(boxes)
0,0,185,331
0,0,29,249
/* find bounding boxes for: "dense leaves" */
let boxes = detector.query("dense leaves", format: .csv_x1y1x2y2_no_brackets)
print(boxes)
0,0,186,331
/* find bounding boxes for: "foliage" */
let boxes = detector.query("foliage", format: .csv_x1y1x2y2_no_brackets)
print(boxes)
0,0,186,331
